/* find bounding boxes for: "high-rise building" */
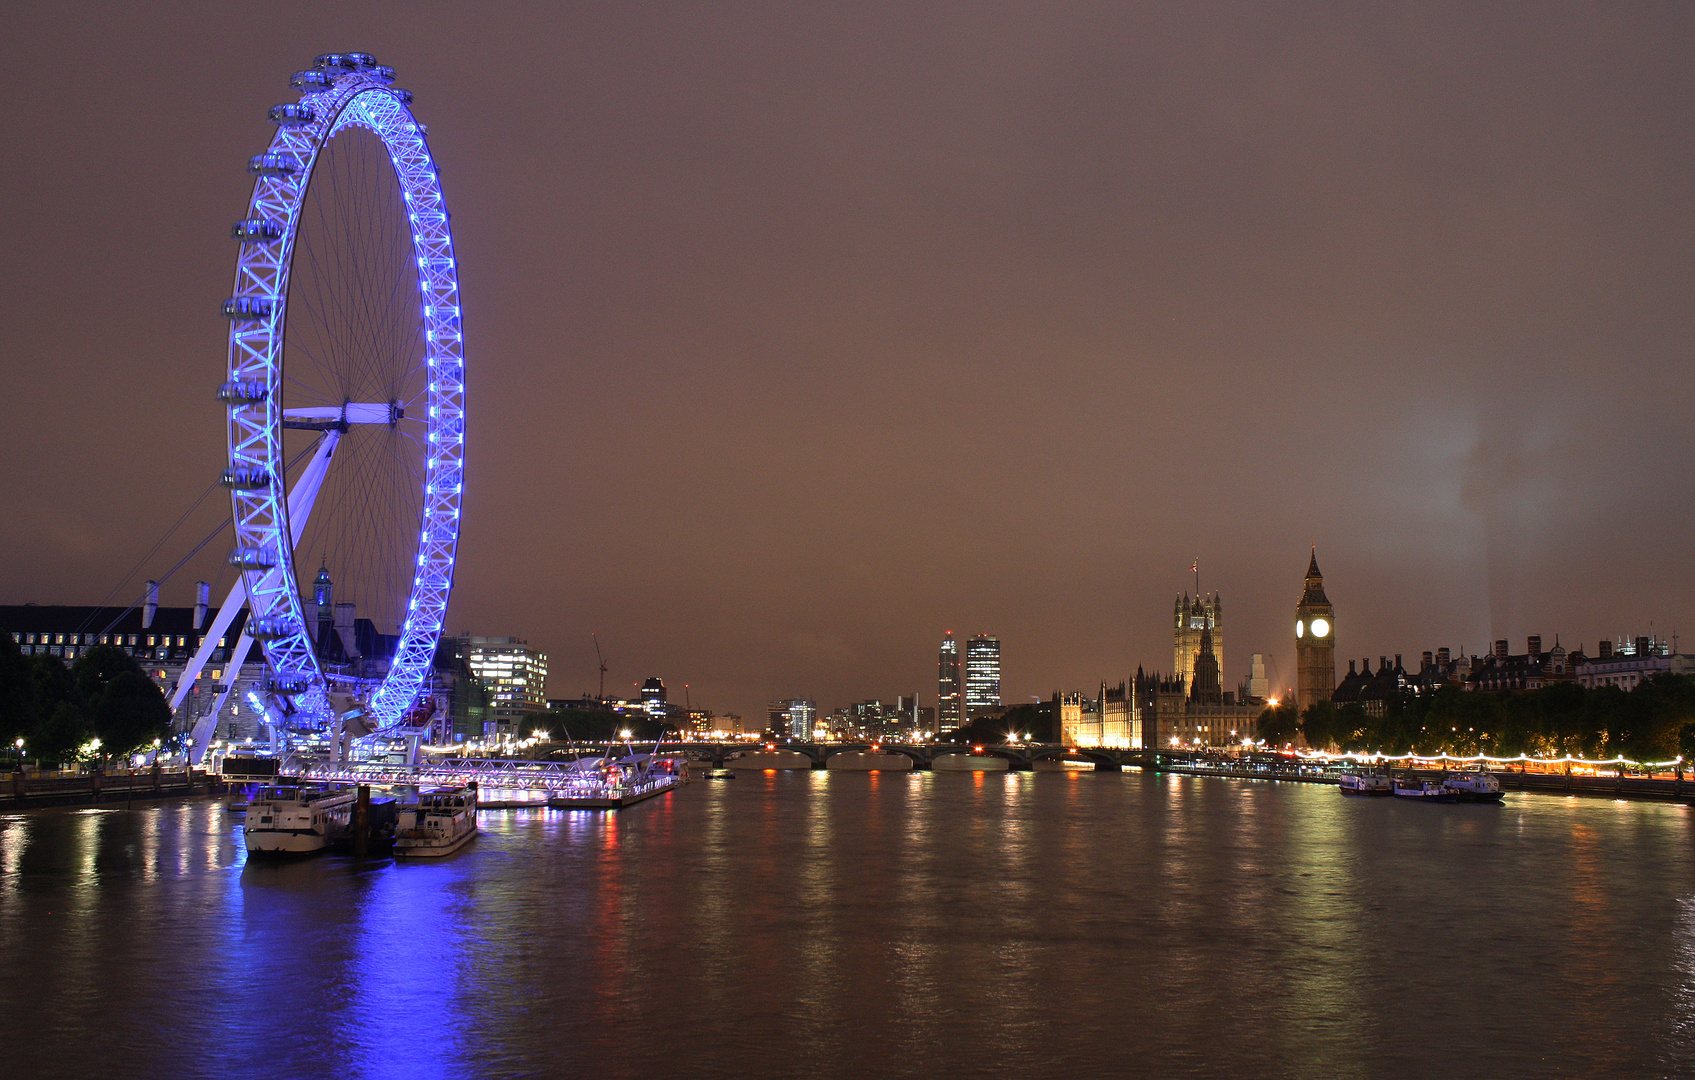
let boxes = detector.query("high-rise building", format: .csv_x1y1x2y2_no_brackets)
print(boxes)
767,698,817,739
1172,593,1223,691
639,677,666,720
1294,549,1336,713
965,635,1002,716
937,632,962,730
460,634,549,737
787,699,817,739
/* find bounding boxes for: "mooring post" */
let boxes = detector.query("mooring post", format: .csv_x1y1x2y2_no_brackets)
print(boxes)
354,784,371,857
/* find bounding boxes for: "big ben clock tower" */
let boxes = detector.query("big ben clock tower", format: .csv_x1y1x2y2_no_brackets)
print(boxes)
1294,549,1336,712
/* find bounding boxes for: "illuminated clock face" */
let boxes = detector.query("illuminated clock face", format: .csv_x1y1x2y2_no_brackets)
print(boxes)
1310,618,1330,638
1295,620,1304,638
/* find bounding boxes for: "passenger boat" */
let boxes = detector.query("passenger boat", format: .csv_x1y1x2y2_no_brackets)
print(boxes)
395,783,478,857
548,744,688,809
244,784,358,855
1338,772,1392,796
1392,777,1459,803
1442,771,1505,802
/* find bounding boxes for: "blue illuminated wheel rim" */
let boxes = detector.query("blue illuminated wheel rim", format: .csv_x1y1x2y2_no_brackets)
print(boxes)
223,53,464,730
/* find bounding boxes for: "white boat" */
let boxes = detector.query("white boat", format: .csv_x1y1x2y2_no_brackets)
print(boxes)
395,783,478,857
548,745,688,808
1393,777,1459,803
244,784,357,855
1442,771,1505,802
1338,772,1392,796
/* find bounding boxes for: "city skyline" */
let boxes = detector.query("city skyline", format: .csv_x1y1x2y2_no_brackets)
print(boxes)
2,6,1693,725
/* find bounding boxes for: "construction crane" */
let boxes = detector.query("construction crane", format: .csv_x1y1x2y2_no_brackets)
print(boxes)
593,633,609,703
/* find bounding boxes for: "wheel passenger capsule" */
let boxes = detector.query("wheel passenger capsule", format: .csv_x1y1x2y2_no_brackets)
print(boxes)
222,296,275,320
228,548,277,571
247,154,298,176
268,103,315,127
290,70,335,94
231,219,283,242
216,379,269,405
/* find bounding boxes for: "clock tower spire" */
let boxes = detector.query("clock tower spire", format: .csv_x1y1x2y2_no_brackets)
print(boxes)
1294,548,1336,712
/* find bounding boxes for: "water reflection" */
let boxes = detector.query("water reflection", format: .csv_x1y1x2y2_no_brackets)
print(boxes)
0,779,1690,1078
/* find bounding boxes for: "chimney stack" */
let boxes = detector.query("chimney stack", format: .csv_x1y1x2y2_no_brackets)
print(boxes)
142,581,159,629
193,581,210,630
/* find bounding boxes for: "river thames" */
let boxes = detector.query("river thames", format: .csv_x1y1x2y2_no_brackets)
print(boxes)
3,769,1693,1078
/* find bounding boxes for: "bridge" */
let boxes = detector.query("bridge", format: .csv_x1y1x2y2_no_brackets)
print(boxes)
658,740,1169,770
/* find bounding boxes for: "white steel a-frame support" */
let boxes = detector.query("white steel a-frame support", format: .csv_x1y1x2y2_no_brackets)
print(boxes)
181,430,342,765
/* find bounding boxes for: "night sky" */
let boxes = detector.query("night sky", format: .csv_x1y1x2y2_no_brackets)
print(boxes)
3,4,1693,722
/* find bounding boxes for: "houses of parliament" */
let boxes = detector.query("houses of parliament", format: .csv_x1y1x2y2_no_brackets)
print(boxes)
1061,555,1334,749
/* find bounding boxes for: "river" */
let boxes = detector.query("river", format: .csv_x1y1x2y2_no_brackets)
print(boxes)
2,769,1692,1078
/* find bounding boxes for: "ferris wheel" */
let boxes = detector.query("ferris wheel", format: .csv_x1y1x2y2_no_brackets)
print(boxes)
175,53,465,758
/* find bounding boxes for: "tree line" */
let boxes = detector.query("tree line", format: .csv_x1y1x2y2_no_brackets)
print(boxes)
0,633,173,766
1255,675,1695,762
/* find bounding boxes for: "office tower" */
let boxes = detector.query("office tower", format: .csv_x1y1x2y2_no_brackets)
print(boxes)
640,677,666,720
459,634,550,737
964,635,1001,717
938,632,962,730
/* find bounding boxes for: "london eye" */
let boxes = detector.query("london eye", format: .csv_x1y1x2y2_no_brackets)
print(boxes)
185,53,465,756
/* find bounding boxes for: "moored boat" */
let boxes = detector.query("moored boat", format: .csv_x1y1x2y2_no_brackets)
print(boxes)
548,746,688,809
244,784,358,855
395,783,478,857
1338,772,1392,796
1442,771,1505,802
1392,777,1459,803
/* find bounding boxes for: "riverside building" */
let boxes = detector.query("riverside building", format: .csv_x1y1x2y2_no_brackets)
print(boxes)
459,635,548,738
965,635,1002,718
1577,636,1694,690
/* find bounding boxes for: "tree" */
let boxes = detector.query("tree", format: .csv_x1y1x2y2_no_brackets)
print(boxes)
0,629,37,746
89,671,171,758
944,706,1042,745
541,708,667,743
26,654,85,763
1332,702,1371,752
1300,699,1340,750
70,646,171,759
1256,702,1300,747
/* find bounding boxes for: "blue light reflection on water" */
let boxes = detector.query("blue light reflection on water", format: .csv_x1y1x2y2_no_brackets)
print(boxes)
0,774,1693,1078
